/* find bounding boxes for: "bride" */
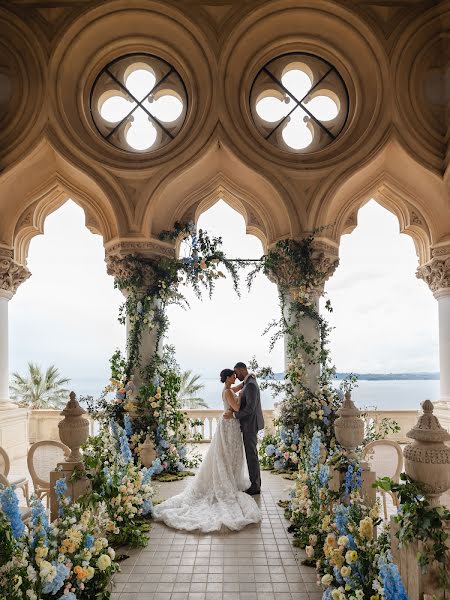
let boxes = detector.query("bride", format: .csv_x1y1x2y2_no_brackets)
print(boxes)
152,368,261,532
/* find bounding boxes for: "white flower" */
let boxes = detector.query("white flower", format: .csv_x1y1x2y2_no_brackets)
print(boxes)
305,545,314,558
26,591,37,600
321,573,333,586
97,554,112,571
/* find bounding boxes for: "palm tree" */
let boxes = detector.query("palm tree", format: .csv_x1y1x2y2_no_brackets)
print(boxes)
10,363,71,409
178,370,208,409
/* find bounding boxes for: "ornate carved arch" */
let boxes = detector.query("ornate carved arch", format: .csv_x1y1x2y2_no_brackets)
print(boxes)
312,140,447,266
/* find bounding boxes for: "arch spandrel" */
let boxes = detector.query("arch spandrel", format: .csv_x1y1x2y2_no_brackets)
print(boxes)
0,139,123,264
311,140,449,266
143,140,298,247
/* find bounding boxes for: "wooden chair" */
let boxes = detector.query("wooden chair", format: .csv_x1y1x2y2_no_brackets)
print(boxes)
363,439,403,520
27,441,70,507
0,473,31,523
0,446,30,506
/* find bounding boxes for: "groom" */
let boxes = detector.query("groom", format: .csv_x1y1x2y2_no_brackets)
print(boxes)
224,361,264,495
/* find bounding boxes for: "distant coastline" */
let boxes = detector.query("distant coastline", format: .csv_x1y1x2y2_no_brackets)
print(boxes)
271,372,440,381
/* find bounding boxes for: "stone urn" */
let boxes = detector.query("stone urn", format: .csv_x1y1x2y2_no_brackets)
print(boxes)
334,391,364,459
140,434,157,468
58,391,90,463
404,399,450,506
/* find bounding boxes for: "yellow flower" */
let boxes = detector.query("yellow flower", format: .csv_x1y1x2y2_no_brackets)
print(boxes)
359,516,374,540
330,549,345,569
86,566,95,580
332,591,341,600
151,402,158,409
325,533,337,548
321,574,333,587
340,566,351,577
156,387,162,394
370,596,380,600
97,554,112,571
345,550,358,563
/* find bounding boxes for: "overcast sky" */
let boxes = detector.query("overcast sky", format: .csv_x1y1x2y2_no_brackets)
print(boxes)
8,199,439,389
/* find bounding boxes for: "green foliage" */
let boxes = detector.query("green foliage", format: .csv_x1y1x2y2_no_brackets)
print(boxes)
375,474,450,593
9,362,70,409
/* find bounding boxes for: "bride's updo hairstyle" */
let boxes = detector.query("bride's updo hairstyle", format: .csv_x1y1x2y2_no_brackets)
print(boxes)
220,368,234,383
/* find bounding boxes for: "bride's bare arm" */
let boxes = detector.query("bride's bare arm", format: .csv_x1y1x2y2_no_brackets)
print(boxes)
224,389,240,412
231,382,244,392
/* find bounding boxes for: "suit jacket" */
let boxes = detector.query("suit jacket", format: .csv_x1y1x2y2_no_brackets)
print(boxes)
234,375,264,433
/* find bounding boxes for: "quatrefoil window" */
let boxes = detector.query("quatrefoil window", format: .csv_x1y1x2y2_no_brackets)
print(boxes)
250,53,349,153
90,54,187,152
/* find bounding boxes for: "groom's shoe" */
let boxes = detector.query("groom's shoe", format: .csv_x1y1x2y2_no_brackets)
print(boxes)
244,486,261,496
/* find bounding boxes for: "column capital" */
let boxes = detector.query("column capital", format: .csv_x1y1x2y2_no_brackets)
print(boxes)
416,244,450,298
0,250,31,299
267,238,339,296
105,239,175,293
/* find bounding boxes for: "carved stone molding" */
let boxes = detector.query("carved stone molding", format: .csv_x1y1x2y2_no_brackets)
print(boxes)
416,248,450,295
0,255,31,297
105,254,159,293
104,240,176,260
268,242,339,295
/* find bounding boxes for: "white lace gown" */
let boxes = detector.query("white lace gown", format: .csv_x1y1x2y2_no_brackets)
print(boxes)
152,390,262,532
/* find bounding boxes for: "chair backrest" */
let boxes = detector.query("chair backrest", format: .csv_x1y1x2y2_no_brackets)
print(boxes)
0,473,9,486
0,447,10,477
27,441,70,489
362,440,403,483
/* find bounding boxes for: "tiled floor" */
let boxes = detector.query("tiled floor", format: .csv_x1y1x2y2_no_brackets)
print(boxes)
111,471,321,600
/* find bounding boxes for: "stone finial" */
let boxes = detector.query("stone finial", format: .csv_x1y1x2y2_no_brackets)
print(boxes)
404,400,450,506
334,391,365,459
58,392,90,463
416,246,450,296
0,254,31,297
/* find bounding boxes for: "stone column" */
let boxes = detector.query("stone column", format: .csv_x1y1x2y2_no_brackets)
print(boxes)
105,241,176,388
268,240,339,393
417,245,450,428
0,249,31,460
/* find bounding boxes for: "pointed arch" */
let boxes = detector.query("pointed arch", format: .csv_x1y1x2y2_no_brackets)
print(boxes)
0,139,124,264
312,140,448,265
144,140,295,248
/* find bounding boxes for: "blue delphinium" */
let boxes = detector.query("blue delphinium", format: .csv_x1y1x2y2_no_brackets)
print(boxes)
309,430,322,468
54,478,70,517
123,414,133,436
0,485,24,539
334,503,350,535
322,589,333,600
110,418,120,440
344,464,362,496
159,439,170,449
119,430,133,464
103,466,113,485
151,458,163,475
274,459,285,470
280,429,289,444
379,554,410,600
292,426,300,445
142,498,153,516
319,464,329,487
265,444,276,457
178,445,187,458
84,533,94,549
42,562,70,594
30,496,49,548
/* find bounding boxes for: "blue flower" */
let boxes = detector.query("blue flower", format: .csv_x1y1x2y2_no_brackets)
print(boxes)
159,439,170,449
103,466,112,484
123,414,133,436
151,458,163,475
30,497,49,548
58,594,76,600
379,555,410,600
323,417,330,426
142,499,153,516
344,464,362,496
292,426,300,445
178,446,187,458
84,533,94,549
42,562,70,594
265,444,276,457
322,404,331,416
110,419,120,440
54,478,70,517
176,461,185,472
309,431,322,468
319,464,329,487
274,459,285,470
119,430,133,464
280,429,289,443
334,503,350,536
0,485,24,539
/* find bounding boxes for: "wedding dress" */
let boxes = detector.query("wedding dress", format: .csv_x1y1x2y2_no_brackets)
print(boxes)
152,390,261,532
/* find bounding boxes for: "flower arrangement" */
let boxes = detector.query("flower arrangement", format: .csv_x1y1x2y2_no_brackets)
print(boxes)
0,484,117,600
78,426,157,547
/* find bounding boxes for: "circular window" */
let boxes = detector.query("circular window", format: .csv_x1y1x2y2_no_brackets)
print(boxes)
250,53,349,153
90,53,188,153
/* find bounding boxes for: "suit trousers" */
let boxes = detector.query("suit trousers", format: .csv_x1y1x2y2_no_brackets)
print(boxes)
242,431,261,490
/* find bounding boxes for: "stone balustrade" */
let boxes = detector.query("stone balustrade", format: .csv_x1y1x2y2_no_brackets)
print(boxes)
25,407,420,445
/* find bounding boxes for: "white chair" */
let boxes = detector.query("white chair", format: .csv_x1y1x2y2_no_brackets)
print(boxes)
0,473,31,523
0,446,30,506
27,441,70,507
363,439,403,520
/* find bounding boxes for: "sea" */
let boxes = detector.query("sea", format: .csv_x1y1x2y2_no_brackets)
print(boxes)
73,377,440,412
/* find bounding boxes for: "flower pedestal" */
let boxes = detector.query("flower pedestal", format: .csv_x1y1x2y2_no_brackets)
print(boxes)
390,518,450,600
330,391,377,505
49,392,91,521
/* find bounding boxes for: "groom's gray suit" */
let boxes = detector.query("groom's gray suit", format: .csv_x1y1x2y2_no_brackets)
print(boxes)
234,375,264,491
